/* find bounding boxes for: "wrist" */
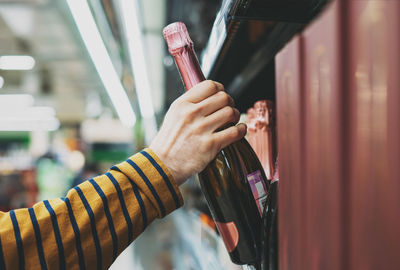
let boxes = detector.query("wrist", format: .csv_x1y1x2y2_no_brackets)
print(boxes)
148,145,185,186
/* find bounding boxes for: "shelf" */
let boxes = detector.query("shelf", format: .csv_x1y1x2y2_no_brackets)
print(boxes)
228,22,303,98
234,0,329,22
201,0,329,110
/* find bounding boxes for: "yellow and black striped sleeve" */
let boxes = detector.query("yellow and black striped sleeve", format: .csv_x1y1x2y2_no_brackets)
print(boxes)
0,148,184,270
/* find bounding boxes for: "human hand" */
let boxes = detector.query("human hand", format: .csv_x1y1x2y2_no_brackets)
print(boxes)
150,80,247,186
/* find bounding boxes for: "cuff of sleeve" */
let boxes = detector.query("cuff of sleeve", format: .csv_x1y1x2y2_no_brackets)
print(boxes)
116,148,184,218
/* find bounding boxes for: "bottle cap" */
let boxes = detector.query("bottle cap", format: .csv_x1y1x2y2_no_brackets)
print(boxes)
254,100,268,117
163,22,193,55
254,100,274,122
247,108,257,132
247,108,256,120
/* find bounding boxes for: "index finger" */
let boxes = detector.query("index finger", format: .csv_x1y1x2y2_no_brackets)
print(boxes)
183,80,224,103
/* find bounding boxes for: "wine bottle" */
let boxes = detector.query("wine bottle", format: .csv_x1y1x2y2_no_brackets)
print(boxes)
269,207,278,270
261,162,279,270
254,101,276,180
163,22,269,265
247,108,257,150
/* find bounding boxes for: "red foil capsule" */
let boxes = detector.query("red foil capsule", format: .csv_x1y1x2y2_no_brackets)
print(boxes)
163,22,206,90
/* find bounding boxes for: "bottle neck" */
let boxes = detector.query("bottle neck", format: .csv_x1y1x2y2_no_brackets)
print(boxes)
170,44,205,90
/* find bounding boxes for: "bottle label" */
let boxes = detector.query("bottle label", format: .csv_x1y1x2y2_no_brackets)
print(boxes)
247,170,268,216
215,221,239,252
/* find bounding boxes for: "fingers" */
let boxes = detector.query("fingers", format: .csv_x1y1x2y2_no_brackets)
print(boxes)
213,123,247,151
183,80,224,103
203,106,240,132
197,91,235,116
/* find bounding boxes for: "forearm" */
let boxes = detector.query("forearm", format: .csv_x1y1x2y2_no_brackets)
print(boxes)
0,148,183,270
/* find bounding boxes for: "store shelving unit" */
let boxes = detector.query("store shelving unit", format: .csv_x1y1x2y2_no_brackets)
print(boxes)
202,0,400,270
200,1,330,268
201,0,329,111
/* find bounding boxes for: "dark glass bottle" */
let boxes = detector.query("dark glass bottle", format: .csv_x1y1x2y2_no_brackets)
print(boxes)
261,165,279,270
163,22,269,265
269,207,278,270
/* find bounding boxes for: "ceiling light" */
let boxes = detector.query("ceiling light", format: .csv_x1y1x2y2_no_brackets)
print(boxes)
119,0,155,119
65,0,136,127
0,55,35,70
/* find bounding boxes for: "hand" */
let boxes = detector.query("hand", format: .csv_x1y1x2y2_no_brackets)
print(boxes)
150,80,247,186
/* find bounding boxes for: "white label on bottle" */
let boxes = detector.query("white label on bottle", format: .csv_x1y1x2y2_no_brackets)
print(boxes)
247,170,268,216
255,181,267,198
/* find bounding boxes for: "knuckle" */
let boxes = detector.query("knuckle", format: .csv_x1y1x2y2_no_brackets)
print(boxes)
227,128,240,141
179,105,191,120
225,106,236,119
233,109,240,121
192,104,203,115
214,139,223,152
204,80,218,93
215,81,225,91
201,137,213,150
171,99,182,109
196,119,208,132
185,104,201,119
231,128,240,138
209,138,220,151
218,92,231,105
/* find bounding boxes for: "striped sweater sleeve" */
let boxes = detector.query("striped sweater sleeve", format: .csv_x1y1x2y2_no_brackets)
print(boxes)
0,148,184,270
